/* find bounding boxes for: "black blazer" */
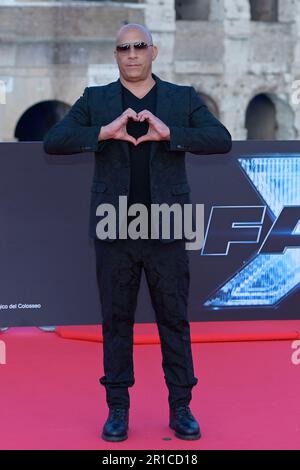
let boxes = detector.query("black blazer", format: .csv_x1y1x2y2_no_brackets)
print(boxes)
44,73,232,242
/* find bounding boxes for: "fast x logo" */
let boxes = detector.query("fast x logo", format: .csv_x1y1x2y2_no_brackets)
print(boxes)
202,156,300,307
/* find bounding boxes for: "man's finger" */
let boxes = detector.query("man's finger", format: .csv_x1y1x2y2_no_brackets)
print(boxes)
124,113,138,122
136,135,151,145
124,107,136,116
124,108,139,120
138,113,156,125
137,112,149,119
127,116,139,123
124,134,138,146
128,111,139,120
137,109,153,117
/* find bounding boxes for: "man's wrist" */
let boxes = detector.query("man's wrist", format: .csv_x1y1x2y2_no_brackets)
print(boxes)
98,125,111,142
164,127,171,141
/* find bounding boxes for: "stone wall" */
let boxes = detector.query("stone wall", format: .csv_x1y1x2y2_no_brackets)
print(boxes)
0,0,299,141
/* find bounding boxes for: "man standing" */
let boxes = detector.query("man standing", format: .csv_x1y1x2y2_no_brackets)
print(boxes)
44,23,232,442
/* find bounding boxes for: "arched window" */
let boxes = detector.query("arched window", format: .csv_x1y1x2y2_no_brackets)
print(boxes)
198,93,219,118
15,101,70,142
175,0,210,21
249,0,278,22
246,94,277,139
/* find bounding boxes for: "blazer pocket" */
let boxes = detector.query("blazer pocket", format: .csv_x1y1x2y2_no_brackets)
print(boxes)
171,182,190,195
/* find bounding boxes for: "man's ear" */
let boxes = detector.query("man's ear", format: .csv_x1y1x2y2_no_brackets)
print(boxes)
152,46,158,61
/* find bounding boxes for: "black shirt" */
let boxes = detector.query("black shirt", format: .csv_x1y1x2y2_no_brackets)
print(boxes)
121,80,157,235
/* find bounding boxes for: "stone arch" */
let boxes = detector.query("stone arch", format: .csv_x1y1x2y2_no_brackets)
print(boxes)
245,92,295,140
198,92,220,118
249,0,278,22
15,100,70,142
175,0,210,21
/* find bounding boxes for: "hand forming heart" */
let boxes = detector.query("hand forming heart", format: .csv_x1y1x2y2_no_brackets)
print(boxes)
99,108,170,146
134,109,170,145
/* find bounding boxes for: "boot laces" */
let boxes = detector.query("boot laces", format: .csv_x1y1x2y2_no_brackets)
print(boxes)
174,405,193,419
110,408,128,420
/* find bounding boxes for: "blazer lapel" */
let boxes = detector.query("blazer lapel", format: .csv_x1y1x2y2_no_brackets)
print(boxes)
106,79,130,165
105,73,173,165
150,73,173,163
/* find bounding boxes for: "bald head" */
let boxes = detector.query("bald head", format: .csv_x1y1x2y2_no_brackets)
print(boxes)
114,23,158,84
116,23,153,45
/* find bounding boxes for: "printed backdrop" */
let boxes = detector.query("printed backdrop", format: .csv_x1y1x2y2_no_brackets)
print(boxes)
0,141,300,326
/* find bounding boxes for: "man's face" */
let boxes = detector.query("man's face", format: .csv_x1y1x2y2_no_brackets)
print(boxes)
114,28,157,82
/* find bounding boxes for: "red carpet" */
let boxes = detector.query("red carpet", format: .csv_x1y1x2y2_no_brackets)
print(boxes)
56,320,300,344
0,324,300,450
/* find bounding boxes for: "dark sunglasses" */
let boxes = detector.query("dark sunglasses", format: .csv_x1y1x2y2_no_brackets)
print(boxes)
116,41,153,52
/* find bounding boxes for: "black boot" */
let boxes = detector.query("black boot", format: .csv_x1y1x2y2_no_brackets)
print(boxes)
101,408,129,442
169,405,201,440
